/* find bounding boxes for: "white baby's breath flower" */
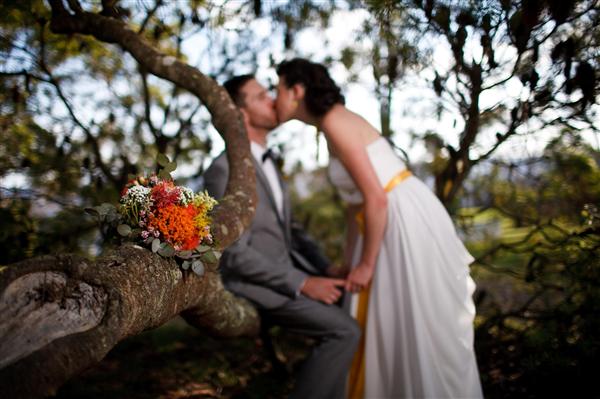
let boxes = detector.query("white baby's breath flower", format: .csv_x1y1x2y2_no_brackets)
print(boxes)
179,186,195,205
120,185,151,209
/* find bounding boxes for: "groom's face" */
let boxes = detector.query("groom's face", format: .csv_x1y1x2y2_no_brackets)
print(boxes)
240,79,279,131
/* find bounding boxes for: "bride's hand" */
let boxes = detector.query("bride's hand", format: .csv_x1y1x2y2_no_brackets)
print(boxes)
346,263,374,292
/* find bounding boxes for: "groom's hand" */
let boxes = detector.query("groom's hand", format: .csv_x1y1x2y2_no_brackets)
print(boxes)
301,277,345,305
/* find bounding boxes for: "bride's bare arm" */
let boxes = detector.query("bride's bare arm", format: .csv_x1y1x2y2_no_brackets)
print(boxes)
322,111,388,291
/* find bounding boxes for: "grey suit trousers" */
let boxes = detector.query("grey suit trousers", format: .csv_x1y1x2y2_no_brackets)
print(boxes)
268,296,360,399
203,151,359,399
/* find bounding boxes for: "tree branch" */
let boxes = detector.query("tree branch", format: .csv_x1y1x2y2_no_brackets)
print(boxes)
0,245,260,398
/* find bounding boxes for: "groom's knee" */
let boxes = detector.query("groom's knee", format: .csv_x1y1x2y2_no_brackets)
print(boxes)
334,315,361,347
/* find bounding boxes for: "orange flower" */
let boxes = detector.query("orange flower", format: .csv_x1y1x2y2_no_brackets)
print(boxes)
148,204,200,250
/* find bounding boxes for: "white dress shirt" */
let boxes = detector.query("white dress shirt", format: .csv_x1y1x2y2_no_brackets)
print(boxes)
250,141,284,218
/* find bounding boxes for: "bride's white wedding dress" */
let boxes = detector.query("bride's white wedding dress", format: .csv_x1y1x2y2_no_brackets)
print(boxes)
329,137,483,399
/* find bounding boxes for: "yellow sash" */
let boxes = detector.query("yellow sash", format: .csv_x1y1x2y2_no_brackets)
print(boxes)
353,169,412,235
347,169,412,399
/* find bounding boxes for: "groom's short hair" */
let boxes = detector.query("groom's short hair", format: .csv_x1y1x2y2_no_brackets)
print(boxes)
223,74,255,108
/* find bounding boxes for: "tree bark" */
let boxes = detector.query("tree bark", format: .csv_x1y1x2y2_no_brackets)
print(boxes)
0,245,260,398
0,1,262,397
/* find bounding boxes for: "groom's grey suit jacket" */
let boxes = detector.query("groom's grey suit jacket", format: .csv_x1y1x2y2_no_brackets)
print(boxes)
203,151,328,309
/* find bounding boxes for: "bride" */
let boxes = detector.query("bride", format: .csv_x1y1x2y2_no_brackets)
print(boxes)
274,58,483,399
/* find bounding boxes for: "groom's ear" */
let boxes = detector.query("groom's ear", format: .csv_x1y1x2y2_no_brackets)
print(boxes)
239,108,251,124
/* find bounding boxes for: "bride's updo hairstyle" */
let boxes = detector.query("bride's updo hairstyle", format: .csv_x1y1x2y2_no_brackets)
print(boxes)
276,58,345,117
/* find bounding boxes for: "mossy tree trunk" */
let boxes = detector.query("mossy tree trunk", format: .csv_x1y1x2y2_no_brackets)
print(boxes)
0,246,260,398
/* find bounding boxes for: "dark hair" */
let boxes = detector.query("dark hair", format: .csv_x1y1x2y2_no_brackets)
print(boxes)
223,74,255,107
276,58,345,117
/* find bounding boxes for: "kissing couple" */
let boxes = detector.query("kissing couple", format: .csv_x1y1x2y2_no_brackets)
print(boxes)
204,58,483,399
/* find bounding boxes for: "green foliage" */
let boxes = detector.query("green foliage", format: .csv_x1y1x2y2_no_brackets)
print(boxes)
0,198,38,264
473,218,599,397
462,134,600,397
362,0,599,205
157,153,177,180
289,169,346,264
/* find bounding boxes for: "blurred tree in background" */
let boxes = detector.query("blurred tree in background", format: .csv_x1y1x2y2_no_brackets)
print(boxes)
359,0,599,206
1,0,599,397
458,131,600,397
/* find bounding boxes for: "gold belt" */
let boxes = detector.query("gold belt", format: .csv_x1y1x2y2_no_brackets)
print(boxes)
354,169,412,234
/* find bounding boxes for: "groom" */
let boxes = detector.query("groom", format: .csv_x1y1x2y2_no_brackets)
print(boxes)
203,75,359,399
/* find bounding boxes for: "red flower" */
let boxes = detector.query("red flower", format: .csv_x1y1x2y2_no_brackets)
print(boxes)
151,180,180,208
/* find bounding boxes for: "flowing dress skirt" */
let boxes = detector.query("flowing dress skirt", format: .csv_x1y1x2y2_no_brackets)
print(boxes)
350,175,483,398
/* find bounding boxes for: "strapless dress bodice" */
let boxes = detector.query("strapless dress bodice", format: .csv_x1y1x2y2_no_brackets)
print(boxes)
328,137,407,204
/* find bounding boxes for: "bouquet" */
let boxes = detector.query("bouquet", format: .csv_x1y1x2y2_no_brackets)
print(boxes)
87,155,219,276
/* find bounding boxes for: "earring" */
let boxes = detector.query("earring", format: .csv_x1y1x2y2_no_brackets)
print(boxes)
291,100,298,110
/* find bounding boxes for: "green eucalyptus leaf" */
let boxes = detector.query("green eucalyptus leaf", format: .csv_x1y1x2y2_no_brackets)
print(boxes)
158,170,172,180
178,250,192,259
195,245,211,253
106,213,120,224
117,224,132,236
201,250,219,264
181,260,191,270
99,203,115,215
158,245,175,257
163,161,177,173
152,238,161,253
191,260,205,276
157,153,170,167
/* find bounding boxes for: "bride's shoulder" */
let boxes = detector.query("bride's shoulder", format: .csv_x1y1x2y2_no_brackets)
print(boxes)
322,107,380,149
324,107,370,132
